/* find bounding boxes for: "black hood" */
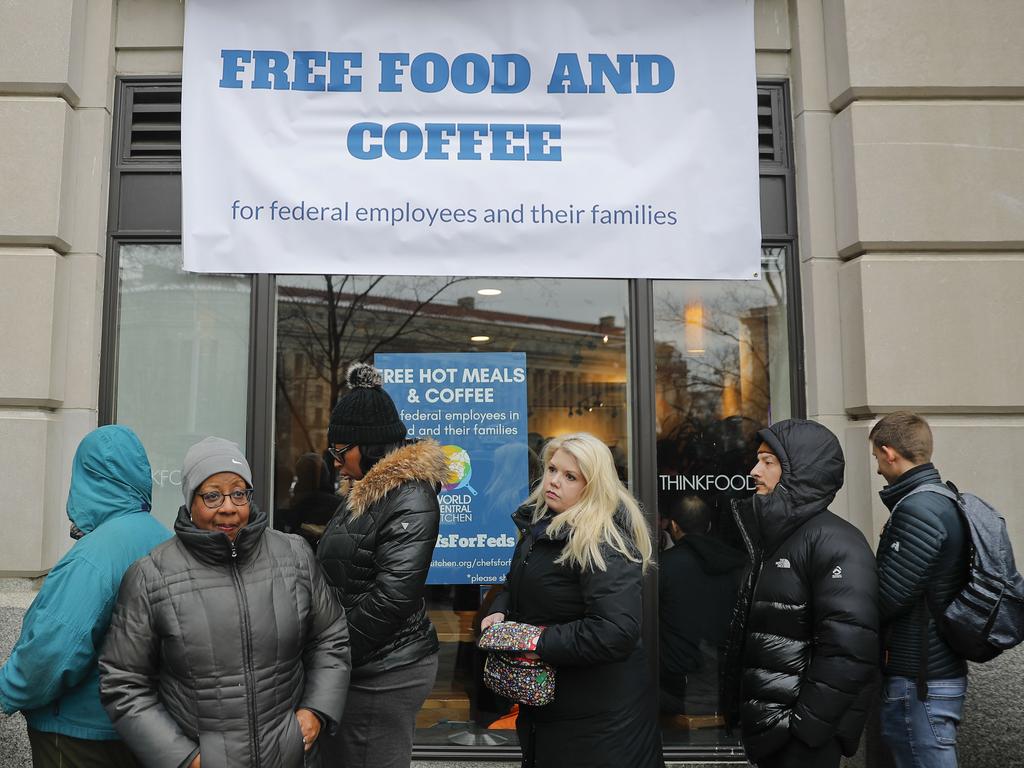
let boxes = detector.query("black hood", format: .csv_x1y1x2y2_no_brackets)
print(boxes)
754,419,845,551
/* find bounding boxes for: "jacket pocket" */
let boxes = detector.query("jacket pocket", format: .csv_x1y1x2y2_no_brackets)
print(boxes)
881,676,910,703
196,731,229,768
303,741,322,768
281,710,307,768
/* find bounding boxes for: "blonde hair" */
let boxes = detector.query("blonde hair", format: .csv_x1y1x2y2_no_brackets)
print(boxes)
525,433,653,573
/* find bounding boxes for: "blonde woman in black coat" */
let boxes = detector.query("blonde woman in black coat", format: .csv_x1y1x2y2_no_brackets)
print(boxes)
482,432,663,768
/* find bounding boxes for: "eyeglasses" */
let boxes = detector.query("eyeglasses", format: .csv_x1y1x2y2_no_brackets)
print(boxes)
328,444,354,463
195,488,254,510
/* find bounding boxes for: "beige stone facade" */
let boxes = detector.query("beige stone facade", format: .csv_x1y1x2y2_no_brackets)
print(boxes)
791,3,1024,762
1,0,1022,762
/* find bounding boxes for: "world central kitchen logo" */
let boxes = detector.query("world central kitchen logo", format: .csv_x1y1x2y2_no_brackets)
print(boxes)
442,444,477,494
435,532,517,548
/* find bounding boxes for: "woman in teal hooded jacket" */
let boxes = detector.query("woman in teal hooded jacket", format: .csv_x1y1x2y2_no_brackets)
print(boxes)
0,425,171,767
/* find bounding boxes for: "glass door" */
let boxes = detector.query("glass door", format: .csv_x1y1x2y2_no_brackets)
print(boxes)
273,274,632,748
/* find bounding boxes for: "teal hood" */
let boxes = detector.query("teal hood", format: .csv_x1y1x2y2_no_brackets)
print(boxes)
67,425,153,533
0,424,171,740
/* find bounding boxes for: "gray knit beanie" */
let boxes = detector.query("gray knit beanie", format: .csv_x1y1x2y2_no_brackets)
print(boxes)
327,362,407,446
182,437,252,504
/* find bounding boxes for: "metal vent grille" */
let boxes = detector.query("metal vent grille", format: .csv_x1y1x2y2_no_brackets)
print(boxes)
126,86,181,161
116,79,785,165
757,88,777,163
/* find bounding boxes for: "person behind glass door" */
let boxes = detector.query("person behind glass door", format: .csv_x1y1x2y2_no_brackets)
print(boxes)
290,451,342,547
316,362,447,768
481,432,664,768
99,437,350,768
0,425,171,768
658,494,745,718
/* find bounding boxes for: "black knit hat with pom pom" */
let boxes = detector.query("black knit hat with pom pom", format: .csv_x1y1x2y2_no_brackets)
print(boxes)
327,363,408,446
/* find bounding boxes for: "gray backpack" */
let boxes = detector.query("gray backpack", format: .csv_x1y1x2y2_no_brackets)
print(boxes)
905,482,1024,664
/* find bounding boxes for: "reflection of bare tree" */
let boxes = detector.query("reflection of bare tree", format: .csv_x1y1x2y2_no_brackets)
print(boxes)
687,308,771,406
275,372,316,452
653,250,786,440
276,275,471,453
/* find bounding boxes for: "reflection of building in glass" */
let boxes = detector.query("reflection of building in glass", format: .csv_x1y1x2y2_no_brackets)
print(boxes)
655,251,787,440
274,280,628,507
115,245,251,524
272,278,632,740
653,256,789,550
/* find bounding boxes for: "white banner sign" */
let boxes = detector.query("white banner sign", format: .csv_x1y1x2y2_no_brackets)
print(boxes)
182,0,761,278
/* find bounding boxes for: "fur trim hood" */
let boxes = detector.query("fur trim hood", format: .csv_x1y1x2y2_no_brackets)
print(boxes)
347,439,448,517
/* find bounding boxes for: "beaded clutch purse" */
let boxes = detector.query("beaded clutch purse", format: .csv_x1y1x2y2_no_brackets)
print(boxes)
478,621,556,707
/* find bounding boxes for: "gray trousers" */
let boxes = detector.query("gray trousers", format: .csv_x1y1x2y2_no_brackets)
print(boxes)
322,653,438,768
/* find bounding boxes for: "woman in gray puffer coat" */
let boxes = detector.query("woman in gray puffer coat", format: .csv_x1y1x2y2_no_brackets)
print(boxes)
99,437,351,768
316,363,447,768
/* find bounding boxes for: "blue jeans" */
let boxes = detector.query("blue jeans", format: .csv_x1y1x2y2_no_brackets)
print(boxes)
881,676,966,768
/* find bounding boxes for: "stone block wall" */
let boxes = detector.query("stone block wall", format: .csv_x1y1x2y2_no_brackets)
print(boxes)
0,0,116,574
790,1,1024,764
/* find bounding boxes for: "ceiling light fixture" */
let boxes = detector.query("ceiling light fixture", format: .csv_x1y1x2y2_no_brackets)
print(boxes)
477,288,502,296
470,335,490,342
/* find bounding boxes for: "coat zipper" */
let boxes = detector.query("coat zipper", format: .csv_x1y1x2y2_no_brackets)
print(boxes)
510,534,537,619
230,542,261,768
731,499,764,634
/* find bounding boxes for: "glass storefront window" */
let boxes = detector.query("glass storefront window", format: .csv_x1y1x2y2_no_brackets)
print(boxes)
654,246,793,749
104,249,796,756
112,244,251,525
273,274,631,747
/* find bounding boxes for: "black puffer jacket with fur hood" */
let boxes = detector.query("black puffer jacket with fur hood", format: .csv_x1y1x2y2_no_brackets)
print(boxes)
722,420,879,763
317,439,447,678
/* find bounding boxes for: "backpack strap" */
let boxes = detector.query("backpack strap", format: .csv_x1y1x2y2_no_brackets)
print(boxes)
890,482,958,513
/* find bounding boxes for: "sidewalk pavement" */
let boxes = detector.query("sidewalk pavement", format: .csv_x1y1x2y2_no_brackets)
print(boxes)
0,578,37,767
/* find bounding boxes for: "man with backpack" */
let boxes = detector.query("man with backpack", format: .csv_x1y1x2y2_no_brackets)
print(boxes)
871,412,969,767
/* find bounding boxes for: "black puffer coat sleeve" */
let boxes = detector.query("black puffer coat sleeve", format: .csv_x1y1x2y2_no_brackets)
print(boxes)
488,589,511,617
99,561,199,768
295,538,351,729
877,501,946,623
790,529,879,748
347,482,440,666
535,548,642,667
487,532,527,618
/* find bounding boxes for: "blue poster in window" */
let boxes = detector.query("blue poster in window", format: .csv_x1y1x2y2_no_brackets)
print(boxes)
375,352,528,584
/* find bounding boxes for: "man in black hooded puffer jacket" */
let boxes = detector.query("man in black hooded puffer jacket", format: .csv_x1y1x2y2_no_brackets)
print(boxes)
723,419,879,768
